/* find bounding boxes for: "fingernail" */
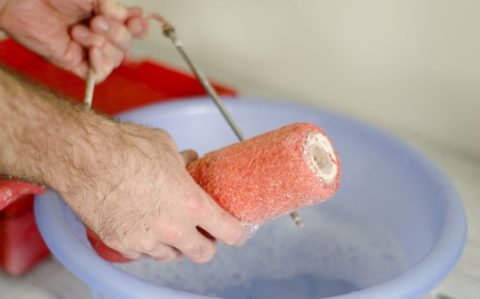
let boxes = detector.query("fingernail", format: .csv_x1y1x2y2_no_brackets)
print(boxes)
95,17,109,32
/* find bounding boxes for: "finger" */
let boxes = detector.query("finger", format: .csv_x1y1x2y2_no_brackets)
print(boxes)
180,150,199,165
90,47,113,82
147,244,183,261
198,193,247,247
102,237,142,260
72,26,122,66
50,36,89,79
97,0,129,21
75,63,89,79
91,16,133,51
127,17,149,38
170,229,217,264
73,27,124,81
101,42,125,68
89,40,125,82
122,250,143,260
72,25,105,48
63,56,89,80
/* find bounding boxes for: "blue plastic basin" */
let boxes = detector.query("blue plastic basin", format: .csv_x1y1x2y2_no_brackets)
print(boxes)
35,97,466,299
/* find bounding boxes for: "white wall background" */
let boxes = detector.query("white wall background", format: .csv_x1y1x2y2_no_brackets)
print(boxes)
123,0,480,160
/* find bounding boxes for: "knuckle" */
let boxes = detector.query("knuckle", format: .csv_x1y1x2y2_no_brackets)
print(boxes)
109,22,121,36
136,238,157,253
157,130,176,149
161,226,184,244
112,26,126,41
93,35,107,48
54,54,79,73
185,197,204,215
107,22,132,48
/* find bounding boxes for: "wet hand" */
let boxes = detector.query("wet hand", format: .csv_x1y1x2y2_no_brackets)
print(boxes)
57,121,246,263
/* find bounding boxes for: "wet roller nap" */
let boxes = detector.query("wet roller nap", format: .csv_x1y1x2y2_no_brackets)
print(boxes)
188,122,340,225
90,122,341,262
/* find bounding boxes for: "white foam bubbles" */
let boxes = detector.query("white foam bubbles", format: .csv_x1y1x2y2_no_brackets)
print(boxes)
116,204,407,298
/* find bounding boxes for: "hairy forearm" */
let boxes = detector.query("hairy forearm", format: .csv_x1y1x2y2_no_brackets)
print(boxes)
0,63,245,262
0,66,118,195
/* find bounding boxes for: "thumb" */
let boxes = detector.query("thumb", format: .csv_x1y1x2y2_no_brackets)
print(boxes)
179,150,199,166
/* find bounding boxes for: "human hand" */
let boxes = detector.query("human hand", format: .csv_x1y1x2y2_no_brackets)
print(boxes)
0,64,246,264
0,0,148,82
54,120,246,263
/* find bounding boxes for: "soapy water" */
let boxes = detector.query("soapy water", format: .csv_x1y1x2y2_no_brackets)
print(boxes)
207,273,359,299
116,205,406,298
